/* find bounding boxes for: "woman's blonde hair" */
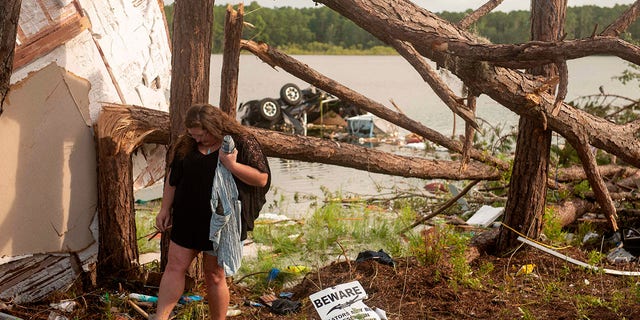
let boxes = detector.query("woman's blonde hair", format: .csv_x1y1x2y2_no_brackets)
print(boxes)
173,103,247,159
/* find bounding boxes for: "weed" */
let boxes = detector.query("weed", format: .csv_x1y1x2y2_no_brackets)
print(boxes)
519,306,536,320
239,197,418,293
542,207,567,245
574,294,605,318
175,302,208,319
586,250,605,267
135,200,162,254
542,281,562,303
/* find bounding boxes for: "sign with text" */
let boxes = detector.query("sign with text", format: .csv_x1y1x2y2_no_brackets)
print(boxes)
309,280,381,320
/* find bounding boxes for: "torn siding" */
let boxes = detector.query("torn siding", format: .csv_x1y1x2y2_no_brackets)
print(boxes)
1,0,172,303
12,0,172,122
1,63,97,257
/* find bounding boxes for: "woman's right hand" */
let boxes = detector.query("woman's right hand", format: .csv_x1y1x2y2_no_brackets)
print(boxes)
156,208,171,232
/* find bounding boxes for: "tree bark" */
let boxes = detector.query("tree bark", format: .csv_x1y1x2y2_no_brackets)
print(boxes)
255,129,500,179
314,0,640,170
497,0,565,253
0,0,21,116
313,0,640,234
240,40,509,171
95,105,169,278
219,4,243,118
162,0,215,270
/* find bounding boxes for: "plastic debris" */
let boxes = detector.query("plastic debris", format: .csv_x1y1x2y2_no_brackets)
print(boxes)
47,312,68,320
582,231,600,245
279,292,294,299
178,295,203,304
356,249,395,266
267,268,280,282
269,298,301,315
466,205,504,227
128,293,158,303
285,265,309,273
0,312,24,320
607,246,637,264
49,300,77,312
226,309,242,317
245,300,265,307
374,307,388,320
515,264,536,276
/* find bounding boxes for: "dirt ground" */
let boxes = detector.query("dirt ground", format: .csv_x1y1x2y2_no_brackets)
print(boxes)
229,247,640,320
3,245,639,319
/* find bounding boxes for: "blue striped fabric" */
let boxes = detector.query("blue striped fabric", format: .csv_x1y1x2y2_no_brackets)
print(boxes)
209,153,242,277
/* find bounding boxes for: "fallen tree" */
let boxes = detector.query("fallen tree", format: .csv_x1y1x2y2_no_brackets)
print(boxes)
276,0,640,247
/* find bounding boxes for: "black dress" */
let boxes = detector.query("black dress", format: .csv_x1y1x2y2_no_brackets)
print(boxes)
169,148,219,251
168,134,270,251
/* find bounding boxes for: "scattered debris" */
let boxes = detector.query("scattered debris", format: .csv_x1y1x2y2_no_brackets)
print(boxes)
0,311,23,320
582,231,600,245
126,300,149,319
309,280,380,320
622,228,640,256
49,300,77,313
517,236,640,276
355,249,395,267
607,246,637,264
515,264,536,277
466,205,505,227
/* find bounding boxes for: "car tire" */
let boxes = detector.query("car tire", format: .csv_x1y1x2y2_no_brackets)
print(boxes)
258,98,281,121
280,83,302,106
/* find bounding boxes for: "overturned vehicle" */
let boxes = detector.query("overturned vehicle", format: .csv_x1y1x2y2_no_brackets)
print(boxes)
238,83,365,135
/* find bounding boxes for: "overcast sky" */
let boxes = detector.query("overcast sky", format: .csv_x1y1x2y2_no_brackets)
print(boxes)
165,0,635,12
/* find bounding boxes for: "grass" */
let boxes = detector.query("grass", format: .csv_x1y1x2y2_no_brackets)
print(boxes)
135,200,162,254
131,186,636,319
240,195,420,292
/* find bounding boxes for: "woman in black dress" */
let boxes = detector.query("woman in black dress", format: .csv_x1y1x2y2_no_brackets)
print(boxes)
154,104,270,320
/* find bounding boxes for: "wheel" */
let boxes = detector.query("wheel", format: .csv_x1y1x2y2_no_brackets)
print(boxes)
279,83,302,106
258,98,281,121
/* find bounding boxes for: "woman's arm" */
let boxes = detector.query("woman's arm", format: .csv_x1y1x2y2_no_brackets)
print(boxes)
156,169,176,231
219,150,268,187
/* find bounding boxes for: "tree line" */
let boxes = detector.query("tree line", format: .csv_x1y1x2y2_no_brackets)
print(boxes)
164,2,640,53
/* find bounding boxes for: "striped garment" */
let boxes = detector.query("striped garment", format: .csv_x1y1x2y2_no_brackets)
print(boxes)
209,152,242,277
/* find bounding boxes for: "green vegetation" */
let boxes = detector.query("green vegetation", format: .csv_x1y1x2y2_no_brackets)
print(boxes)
135,200,162,254
164,3,640,54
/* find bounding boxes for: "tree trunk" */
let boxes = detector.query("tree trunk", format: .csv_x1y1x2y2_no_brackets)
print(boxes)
314,0,640,169
497,0,566,253
0,0,21,116
219,4,243,117
162,0,215,270
95,105,169,278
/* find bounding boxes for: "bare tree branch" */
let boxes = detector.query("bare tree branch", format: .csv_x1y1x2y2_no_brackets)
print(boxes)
314,0,640,168
552,60,568,116
240,39,510,170
387,38,479,129
566,131,618,230
444,38,640,67
457,0,506,29
601,0,640,37
461,94,477,171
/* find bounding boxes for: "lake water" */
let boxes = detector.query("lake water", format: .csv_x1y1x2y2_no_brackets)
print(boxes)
209,55,638,216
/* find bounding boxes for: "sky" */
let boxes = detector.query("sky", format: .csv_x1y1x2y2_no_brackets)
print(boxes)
165,0,636,12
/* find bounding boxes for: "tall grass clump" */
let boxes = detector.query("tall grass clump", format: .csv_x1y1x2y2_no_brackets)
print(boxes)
238,194,420,292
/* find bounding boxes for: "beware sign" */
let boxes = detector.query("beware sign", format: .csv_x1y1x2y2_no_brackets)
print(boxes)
309,280,381,320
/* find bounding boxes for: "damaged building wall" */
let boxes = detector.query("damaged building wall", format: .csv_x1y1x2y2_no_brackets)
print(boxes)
1,0,172,302
11,0,172,121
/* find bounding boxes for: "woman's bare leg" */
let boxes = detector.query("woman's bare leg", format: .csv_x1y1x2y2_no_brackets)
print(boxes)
154,241,198,320
203,254,229,320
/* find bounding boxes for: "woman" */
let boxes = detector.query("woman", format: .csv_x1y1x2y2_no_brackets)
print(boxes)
154,104,270,320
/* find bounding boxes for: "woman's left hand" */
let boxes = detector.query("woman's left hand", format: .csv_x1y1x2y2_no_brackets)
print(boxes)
219,148,238,169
